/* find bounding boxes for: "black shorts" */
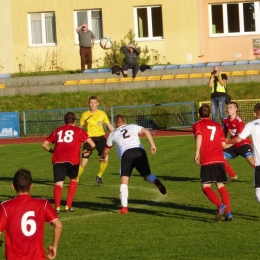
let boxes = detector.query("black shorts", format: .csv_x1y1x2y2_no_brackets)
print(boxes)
200,163,227,184
121,148,151,177
224,144,253,159
82,136,106,159
53,162,79,182
255,166,260,188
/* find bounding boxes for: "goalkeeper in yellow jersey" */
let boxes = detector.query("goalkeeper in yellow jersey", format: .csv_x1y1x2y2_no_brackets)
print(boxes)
78,96,114,185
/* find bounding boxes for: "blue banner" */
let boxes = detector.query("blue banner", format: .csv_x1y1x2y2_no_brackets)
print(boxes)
0,112,20,138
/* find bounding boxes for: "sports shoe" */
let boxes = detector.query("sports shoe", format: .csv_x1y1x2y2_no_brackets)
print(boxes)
215,203,226,222
96,176,103,186
225,212,233,221
55,207,60,214
65,206,74,212
228,175,238,182
154,179,166,195
118,206,128,214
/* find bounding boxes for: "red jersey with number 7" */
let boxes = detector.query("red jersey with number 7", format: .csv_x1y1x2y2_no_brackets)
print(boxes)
46,124,89,165
193,118,225,165
0,194,58,260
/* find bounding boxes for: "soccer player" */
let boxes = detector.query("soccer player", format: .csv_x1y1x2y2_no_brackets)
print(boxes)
193,104,232,221
227,103,260,203
0,168,62,260
42,112,95,213
100,114,166,214
223,102,255,181
77,96,114,185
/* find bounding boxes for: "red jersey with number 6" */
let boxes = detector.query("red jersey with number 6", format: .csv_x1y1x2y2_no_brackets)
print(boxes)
193,118,226,165
0,194,58,260
46,124,89,165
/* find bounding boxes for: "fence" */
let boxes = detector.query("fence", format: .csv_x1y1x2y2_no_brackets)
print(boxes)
23,107,105,136
199,99,260,124
111,102,195,130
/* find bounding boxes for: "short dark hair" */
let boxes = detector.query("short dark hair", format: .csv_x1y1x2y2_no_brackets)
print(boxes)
13,168,32,193
229,102,238,109
198,104,211,118
89,96,98,102
64,112,76,124
254,103,260,117
114,114,126,126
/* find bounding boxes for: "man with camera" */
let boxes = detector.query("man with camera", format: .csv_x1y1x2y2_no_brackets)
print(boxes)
76,23,95,72
208,66,228,127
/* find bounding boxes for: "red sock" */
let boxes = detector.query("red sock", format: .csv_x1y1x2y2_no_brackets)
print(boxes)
218,186,231,213
202,187,222,207
54,185,62,208
66,180,78,208
224,160,236,177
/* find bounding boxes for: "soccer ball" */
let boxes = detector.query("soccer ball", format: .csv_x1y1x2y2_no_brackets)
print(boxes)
100,37,113,50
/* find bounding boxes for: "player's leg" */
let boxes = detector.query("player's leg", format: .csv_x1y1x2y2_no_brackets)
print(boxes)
77,142,92,183
223,148,238,181
96,136,108,185
119,176,129,214
254,166,260,202
66,164,79,212
53,164,66,213
242,145,255,168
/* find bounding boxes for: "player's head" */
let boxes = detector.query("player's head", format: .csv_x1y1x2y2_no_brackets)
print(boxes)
254,103,260,118
198,104,211,118
88,96,99,111
13,168,32,193
114,114,126,127
64,112,76,125
227,102,238,116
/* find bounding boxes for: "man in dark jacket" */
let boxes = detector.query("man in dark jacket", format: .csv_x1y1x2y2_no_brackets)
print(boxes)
120,43,141,78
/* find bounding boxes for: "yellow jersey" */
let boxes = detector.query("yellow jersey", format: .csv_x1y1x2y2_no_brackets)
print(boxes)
79,109,110,137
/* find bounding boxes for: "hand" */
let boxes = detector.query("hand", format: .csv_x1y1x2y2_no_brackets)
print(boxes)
150,146,156,154
82,149,91,157
194,154,200,164
98,157,106,162
46,245,57,259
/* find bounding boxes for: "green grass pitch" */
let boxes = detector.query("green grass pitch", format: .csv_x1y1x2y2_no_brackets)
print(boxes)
0,136,259,260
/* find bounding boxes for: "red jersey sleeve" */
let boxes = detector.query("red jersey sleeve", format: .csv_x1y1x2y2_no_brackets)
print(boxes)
0,204,7,232
44,200,59,223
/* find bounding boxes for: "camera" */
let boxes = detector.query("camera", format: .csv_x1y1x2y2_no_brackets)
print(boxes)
211,70,217,75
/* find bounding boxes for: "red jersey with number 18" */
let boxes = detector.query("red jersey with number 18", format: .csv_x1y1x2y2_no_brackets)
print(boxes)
193,118,225,165
0,194,58,260
46,124,89,165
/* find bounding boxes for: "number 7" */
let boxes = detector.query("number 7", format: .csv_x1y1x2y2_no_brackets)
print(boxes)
207,126,216,140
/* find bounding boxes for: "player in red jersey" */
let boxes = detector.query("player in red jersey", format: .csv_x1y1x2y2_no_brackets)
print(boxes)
223,102,255,181
42,112,95,213
0,168,62,260
193,104,232,221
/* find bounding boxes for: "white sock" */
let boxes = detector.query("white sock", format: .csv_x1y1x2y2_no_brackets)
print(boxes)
256,188,260,203
120,184,128,207
146,174,156,183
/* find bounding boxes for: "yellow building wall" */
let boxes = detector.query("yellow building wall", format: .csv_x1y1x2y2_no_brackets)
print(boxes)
2,0,201,73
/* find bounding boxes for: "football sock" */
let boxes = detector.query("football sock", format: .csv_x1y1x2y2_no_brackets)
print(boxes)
97,162,108,178
145,174,156,183
66,180,78,208
77,165,84,182
255,188,260,203
120,184,128,207
218,186,231,213
202,186,222,207
54,185,62,208
224,160,237,177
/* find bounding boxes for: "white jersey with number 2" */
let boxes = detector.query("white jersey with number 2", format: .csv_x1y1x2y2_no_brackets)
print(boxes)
106,124,144,158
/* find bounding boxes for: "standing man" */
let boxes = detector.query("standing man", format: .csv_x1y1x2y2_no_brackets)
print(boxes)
227,103,260,204
223,102,255,181
42,112,95,213
78,96,114,185
0,168,62,260
120,43,141,79
100,114,166,214
208,66,228,126
193,104,232,221
76,23,95,72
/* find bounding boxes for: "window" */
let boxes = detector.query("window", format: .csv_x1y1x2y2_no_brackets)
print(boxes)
74,10,103,41
28,12,57,46
134,6,163,40
209,2,260,36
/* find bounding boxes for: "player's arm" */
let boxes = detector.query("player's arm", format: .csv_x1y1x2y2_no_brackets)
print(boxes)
42,140,54,154
226,136,244,145
82,137,96,156
106,122,115,132
194,134,202,164
46,218,63,259
99,146,112,162
140,127,156,154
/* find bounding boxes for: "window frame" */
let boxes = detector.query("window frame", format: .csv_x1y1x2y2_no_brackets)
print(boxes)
133,5,164,41
209,1,260,37
27,12,57,47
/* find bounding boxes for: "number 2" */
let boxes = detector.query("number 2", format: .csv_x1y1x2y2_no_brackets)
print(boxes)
207,126,216,140
121,129,130,139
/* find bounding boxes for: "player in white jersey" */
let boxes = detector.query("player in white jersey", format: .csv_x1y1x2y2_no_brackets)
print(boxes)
227,103,260,202
100,114,166,214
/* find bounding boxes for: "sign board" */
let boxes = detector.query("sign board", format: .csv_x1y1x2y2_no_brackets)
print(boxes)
0,112,20,138
252,38,260,48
